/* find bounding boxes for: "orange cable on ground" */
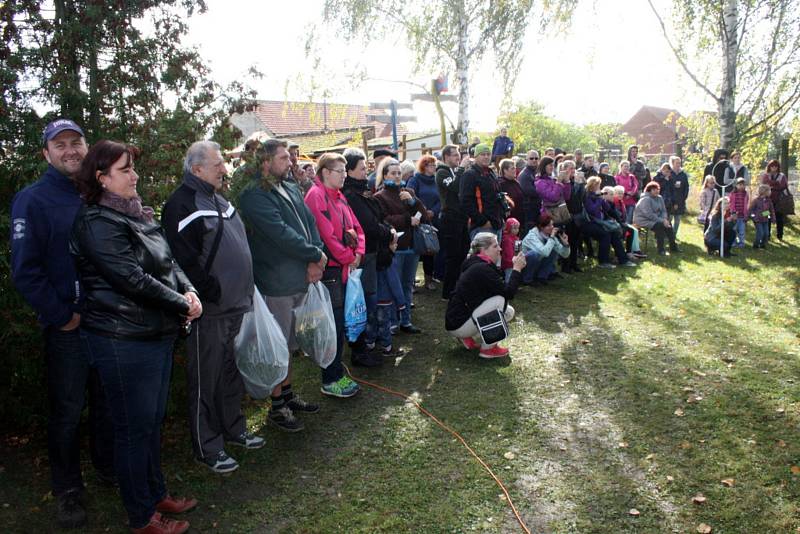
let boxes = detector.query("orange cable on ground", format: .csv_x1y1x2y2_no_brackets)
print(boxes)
343,365,532,534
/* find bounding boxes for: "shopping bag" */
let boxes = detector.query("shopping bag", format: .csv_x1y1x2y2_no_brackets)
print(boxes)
293,281,337,369
234,288,290,398
344,269,367,342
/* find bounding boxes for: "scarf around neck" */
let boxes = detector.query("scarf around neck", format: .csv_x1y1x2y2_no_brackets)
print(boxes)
98,191,154,222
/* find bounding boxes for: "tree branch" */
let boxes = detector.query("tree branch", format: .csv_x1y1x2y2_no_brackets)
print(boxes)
645,0,720,104
738,86,800,141
747,1,785,115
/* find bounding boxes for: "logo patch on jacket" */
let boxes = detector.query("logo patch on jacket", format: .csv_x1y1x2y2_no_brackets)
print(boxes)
12,218,26,240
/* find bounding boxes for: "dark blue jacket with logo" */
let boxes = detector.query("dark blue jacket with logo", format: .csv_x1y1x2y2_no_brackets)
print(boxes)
10,165,83,328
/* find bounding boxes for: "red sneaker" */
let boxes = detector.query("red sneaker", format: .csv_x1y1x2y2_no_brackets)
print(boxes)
479,345,510,359
131,512,189,534
459,337,478,350
156,494,197,514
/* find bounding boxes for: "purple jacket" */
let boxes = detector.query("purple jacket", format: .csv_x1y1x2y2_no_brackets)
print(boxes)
535,175,571,210
749,196,776,223
583,192,605,220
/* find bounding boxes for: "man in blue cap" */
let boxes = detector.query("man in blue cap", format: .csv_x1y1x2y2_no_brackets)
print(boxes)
10,119,114,529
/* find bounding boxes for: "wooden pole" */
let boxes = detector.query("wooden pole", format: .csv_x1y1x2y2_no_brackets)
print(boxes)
400,134,407,161
432,79,447,148
362,130,369,159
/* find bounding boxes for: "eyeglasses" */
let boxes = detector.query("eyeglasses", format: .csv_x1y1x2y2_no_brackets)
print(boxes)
528,157,539,161
327,168,346,175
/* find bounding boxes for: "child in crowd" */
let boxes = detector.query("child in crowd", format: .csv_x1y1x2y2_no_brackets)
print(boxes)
749,184,776,249
697,175,719,228
501,218,521,281
728,177,749,247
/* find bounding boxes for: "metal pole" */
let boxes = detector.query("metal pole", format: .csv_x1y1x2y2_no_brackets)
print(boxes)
720,186,725,258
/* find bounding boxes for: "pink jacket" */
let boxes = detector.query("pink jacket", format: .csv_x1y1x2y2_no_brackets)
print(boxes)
305,182,366,282
728,189,749,220
615,173,639,207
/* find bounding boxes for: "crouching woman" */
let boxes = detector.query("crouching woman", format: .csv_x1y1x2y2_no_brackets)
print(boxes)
519,214,570,285
444,232,526,359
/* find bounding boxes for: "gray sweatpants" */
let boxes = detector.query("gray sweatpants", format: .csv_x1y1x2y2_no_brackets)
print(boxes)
187,313,246,459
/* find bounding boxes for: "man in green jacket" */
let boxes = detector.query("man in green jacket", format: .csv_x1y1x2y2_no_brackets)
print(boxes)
239,139,358,432
238,139,356,432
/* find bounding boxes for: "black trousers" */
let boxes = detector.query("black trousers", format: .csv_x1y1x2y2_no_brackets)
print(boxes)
652,222,676,251
440,214,470,299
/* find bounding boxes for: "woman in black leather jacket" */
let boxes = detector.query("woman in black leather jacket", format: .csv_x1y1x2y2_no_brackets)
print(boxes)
70,140,201,534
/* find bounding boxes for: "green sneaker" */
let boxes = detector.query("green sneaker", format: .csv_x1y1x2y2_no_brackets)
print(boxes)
320,376,361,398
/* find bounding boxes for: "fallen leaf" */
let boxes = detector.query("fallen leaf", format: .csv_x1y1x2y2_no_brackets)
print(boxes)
666,475,675,482
646,454,655,460
674,408,685,417
697,523,712,533
776,408,786,414
503,451,516,460
580,339,591,345
680,441,692,449
628,508,640,517
692,370,707,377
791,465,800,475
777,440,787,448
692,493,707,504
618,442,629,448
721,478,735,487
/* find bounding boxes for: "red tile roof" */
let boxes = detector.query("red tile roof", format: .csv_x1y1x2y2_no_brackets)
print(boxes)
252,100,407,137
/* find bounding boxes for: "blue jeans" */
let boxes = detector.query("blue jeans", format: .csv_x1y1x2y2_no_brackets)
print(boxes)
670,213,682,237
45,327,114,496
393,249,419,326
755,222,770,246
522,250,557,282
625,205,635,223
376,269,402,347
82,332,174,529
734,219,746,246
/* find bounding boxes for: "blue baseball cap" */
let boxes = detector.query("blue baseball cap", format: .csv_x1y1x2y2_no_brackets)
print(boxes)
42,119,85,146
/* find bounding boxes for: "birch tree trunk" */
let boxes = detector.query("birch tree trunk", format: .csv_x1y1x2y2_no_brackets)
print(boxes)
455,12,470,144
719,0,739,150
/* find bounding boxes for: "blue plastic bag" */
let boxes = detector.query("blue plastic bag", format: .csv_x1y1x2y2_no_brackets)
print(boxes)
344,268,367,342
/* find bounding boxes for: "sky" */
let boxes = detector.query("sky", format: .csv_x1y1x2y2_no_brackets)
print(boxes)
183,0,716,132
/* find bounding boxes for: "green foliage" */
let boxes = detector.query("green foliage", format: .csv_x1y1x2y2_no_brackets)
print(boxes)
499,101,596,154
0,0,257,429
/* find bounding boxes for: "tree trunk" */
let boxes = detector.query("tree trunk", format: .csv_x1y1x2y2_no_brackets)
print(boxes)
718,0,738,149
455,9,469,145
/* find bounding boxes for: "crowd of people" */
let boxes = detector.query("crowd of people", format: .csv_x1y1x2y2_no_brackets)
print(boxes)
9,119,794,533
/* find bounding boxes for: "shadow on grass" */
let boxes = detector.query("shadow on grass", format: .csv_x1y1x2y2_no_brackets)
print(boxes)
520,282,800,532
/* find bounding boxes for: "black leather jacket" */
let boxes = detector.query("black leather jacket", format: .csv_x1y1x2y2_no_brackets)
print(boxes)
70,204,195,340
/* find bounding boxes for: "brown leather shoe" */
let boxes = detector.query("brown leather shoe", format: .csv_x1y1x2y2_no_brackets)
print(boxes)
131,512,189,534
156,494,197,514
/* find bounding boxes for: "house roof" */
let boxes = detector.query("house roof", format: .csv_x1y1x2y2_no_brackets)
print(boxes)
250,99,409,138
621,105,682,133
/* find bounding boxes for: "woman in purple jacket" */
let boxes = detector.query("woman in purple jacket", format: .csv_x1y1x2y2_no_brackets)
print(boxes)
534,156,571,223
582,177,636,269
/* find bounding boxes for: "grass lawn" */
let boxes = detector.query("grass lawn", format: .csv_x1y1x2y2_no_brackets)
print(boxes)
2,218,800,533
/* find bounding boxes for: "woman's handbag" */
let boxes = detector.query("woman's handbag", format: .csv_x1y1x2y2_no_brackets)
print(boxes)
776,189,795,215
595,217,622,235
545,203,572,225
472,305,509,346
413,223,440,255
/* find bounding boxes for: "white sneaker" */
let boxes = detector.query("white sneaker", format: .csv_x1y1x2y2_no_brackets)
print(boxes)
196,450,239,474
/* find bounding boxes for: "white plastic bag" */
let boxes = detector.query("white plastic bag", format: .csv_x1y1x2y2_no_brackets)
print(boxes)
293,281,336,369
234,289,289,398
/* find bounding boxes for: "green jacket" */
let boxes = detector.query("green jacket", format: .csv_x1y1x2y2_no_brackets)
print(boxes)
238,176,323,297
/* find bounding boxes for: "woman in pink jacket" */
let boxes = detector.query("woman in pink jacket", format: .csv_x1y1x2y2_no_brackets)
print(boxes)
615,160,639,223
305,153,366,397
